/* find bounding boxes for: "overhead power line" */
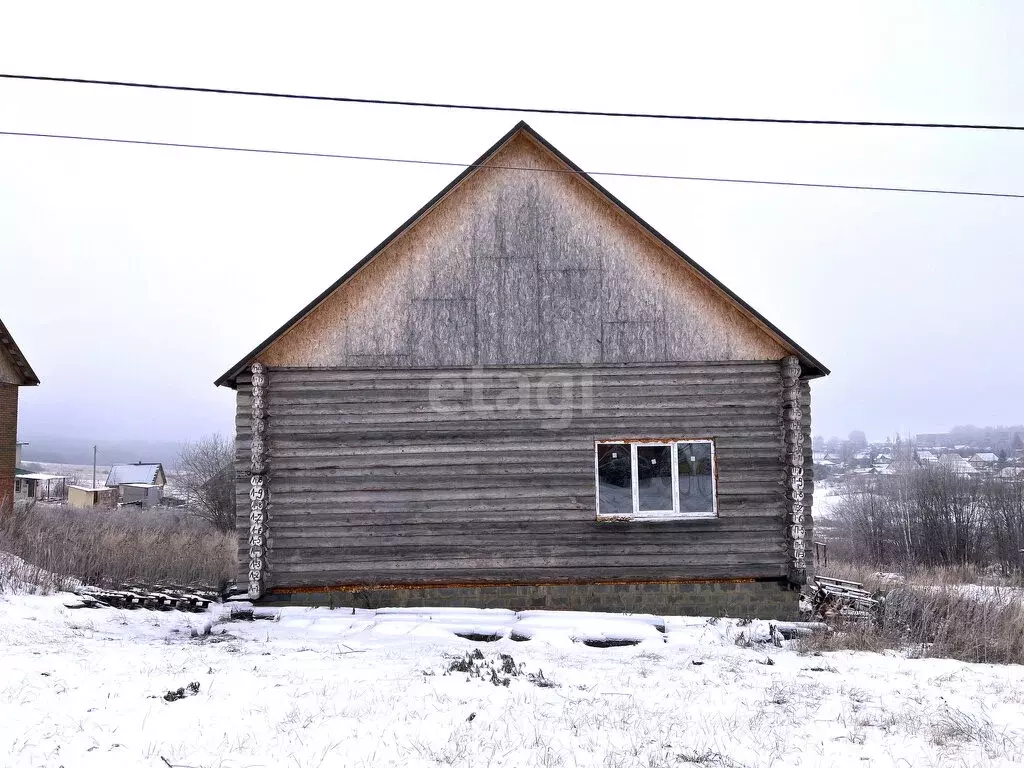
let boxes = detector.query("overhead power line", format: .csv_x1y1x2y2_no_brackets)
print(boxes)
2,73,1023,132
2,129,1021,200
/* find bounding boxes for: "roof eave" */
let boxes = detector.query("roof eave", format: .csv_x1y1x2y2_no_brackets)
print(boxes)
0,318,40,386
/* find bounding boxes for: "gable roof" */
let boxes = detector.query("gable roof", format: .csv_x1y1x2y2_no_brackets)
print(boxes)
216,121,829,387
0,316,40,386
938,454,977,474
105,463,166,487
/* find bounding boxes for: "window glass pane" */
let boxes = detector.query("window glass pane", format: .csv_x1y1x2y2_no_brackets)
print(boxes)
678,441,714,515
596,443,632,515
637,444,673,512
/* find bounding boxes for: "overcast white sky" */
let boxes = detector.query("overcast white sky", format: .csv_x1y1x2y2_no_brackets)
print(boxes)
1,2,1021,445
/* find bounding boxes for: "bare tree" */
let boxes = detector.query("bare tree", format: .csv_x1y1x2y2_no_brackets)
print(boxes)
176,434,235,532
912,470,986,567
828,467,1024,575
833,475,895,565
987,480,1024,575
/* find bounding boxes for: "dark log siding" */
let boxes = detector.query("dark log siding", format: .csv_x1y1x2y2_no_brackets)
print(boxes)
233,373,252,585
233,360,810,590
800,379,815,578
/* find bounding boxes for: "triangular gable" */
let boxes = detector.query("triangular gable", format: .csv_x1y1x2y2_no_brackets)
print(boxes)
0,317,39,386
216,121,827,387
105,463,165,487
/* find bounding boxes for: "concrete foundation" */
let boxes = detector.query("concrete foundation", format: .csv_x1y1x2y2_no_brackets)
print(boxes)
263,578,801,620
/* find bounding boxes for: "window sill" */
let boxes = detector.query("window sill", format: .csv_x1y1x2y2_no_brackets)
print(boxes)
596,513,719,523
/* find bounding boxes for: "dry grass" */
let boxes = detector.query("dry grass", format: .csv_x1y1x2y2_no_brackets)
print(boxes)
0,499,236,593
802,563,1024,665
816,561,1022,591
880,587,1024,664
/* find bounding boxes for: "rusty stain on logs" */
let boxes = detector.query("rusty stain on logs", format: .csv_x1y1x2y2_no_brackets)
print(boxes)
268,576,762,595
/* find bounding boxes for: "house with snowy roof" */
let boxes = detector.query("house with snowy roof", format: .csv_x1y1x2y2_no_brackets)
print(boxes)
812,450,837,466
105,462,166,507
968,453,999,470
878,458,920,476
938,454,977,475
214,122,829,618
996,467,1024,483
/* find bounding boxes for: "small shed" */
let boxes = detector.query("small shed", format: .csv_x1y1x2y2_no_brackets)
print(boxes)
14,472,68,501
215,122,829,618
119,483,163,507
68,485,117,508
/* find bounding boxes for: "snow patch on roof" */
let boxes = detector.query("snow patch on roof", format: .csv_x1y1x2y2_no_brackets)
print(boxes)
105,463,163,487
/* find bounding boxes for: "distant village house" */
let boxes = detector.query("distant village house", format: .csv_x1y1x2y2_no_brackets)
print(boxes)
968,452,999,470
105,462,166,507
68,485,117,508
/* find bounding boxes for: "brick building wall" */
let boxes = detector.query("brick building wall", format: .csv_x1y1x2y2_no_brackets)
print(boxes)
0,383,18,508
263,579,801,620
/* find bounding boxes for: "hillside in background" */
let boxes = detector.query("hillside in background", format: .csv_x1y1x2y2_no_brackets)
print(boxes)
17,434,185,470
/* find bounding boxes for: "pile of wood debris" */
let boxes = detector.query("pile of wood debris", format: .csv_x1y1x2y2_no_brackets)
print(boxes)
805,575,881,621
65,584,217,612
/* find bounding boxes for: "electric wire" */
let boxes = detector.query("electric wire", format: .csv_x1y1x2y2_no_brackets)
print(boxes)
1,129,1020,200
2,73,1023,131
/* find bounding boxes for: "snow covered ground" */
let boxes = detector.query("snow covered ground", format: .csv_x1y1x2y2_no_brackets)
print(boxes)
2,596,1024,767
812,483,844,520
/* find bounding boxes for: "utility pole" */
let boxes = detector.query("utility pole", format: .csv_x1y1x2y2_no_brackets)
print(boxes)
92,445,97,489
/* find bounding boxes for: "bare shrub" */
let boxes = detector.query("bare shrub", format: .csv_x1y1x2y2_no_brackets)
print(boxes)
828,468,1024,576
176,433,236,532
988,480,1024,574
0,500,236,592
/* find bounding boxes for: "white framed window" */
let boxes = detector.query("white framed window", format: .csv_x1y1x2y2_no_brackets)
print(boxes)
595,439,718,520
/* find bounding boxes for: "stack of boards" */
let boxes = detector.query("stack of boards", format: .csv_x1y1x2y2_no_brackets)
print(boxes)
66,585,216,612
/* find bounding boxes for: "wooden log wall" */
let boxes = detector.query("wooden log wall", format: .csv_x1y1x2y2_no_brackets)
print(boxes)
799,378,815,577
234,373,253,586
233,360,810,590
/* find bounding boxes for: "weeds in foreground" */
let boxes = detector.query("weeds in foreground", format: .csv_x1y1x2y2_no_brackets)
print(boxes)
0,500,235,592
441,649,559,688
800,583,1024,664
